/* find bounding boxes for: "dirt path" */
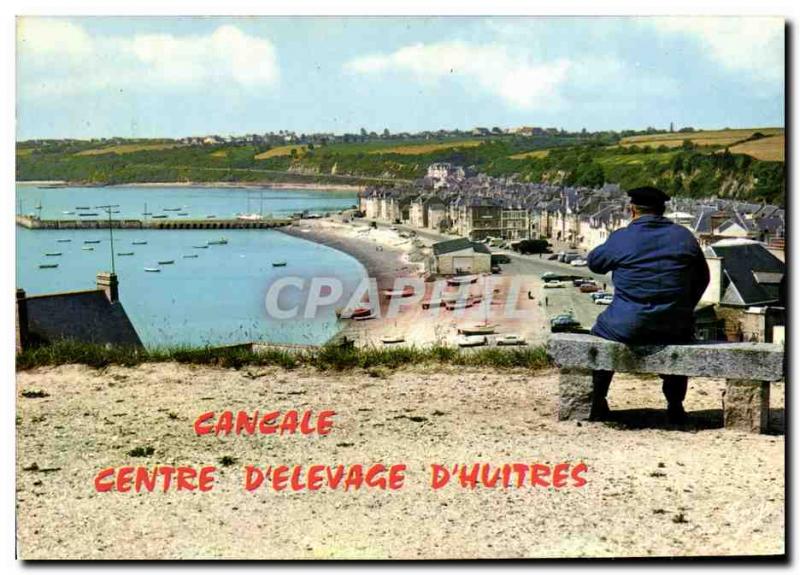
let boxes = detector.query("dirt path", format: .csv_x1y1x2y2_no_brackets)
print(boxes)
16,364,784,559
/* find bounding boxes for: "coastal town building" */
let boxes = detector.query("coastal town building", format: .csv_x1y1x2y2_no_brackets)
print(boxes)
358,164,785,258
430,238,492,275
698,239,785,343
16,272,143,352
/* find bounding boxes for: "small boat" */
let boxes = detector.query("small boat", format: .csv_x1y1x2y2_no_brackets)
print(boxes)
117,252,134,256
272,261,287,267
144,267,160,273
447,275,479,286
237,213,263,221
206,215,217,219
38,263,58,269
381,335,405,345
445,299,473,311
84,240,101,244
81,246,94,251
207,237,228,245
458,324,497,336
62,210,75,215
352,312,376,322
78,212,99,217
177,213,189,216
44,252,62,257
132,241,148,245
192,245,209,249
75,206,90,210
151,214,168,219
163,207,182,212
382,287,415,299
183,254,199,259
158,260,175,265
56,239,71,243
142,211,153,216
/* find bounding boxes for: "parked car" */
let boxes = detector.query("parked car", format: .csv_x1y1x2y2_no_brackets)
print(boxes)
543,280,564,289
550,315,581,333
590,291,609,301
547,254,559,261
572,277,592,287
491,265,502,274
457,335,487,347
595,296,614,305
579,283,600,293
496,334,526,346
570,258,588,267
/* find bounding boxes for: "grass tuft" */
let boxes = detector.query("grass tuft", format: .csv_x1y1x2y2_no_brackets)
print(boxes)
17,340,553,372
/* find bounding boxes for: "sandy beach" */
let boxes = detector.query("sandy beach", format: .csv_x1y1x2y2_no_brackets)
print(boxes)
280,219,551,347
15,363,784,559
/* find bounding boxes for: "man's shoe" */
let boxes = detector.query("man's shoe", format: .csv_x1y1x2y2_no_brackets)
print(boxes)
667,404,689,425
589,397,611,421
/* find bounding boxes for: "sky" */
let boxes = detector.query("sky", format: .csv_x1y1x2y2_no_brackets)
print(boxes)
16,16,785,140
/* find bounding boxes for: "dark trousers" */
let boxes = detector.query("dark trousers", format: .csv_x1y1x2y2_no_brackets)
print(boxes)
592,370,687,406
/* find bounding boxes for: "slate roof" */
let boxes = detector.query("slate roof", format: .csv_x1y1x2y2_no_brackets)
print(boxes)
432,238,492,256
707,240,785,306
25,289,143,348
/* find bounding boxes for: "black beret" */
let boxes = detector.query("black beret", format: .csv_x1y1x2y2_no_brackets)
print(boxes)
626,186,670,207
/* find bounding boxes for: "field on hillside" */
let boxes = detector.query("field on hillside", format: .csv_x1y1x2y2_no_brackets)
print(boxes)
727,134,785,162
509,149,550,160
254,145,309,159
619,128,784,149
75,142,183,156
368,140,485,155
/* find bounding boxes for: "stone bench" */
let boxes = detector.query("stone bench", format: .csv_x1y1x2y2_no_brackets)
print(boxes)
548,333,785,433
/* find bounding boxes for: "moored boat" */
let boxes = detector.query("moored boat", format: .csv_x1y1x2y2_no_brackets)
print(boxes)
447,275,479,286
117,252,134,256
151,214,168,219
83,240,101,244
272,261,287,267
192,245,209,249
56,239,71,243
45,252,62,256
457,324,497,336
183,254,199,259
158,260,175,265
207,237,228,245
381,335,405,344
81,246,94,251
382,286,415,299
38,263,59,269
144,267,160,272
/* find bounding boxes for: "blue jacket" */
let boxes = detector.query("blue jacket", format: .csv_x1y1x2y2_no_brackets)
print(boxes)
587,215,710,345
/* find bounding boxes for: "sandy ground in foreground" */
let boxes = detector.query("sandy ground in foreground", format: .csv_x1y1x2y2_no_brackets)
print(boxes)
16,363,784,559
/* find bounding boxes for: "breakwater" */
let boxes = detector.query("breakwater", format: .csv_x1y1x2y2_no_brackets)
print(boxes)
16,215,293,230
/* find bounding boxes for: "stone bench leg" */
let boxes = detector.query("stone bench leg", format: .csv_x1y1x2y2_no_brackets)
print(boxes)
558,368,593,421
723,379,770,433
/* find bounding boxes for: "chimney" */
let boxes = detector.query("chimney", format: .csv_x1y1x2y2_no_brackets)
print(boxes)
701,256,724,304
16,288,29,352
96,272,119,303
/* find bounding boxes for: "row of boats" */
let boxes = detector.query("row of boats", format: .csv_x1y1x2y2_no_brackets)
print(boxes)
37,237,231,270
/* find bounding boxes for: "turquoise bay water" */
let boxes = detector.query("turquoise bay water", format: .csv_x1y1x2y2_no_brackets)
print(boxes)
16,184,364,348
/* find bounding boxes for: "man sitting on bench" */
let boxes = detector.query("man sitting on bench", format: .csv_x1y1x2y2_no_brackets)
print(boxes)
587,186,710,423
